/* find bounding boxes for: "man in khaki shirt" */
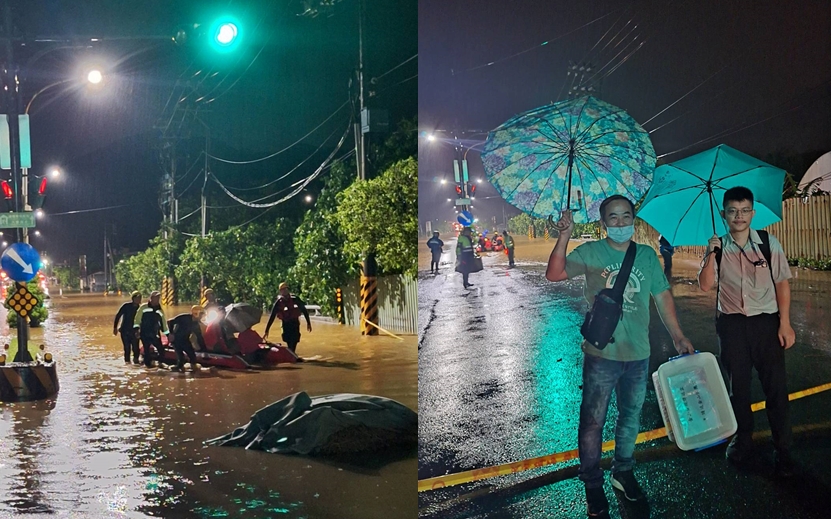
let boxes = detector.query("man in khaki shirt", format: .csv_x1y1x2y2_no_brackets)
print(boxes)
698,186,795,478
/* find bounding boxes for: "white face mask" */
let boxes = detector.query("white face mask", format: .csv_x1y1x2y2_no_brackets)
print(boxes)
606,225,634,243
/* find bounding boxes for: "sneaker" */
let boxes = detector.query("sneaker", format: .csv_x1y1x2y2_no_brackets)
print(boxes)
611,470,645,502
585,486,609,517
725,436,753,465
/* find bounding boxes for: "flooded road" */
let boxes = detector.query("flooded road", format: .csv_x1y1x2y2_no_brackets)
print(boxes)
419,240,831,518
0,293,417,519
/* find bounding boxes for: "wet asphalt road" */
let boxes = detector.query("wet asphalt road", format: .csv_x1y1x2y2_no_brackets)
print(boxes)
418,239,831,518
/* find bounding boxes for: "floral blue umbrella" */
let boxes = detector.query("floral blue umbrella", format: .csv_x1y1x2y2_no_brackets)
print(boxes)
481,96,655,223
637,144,785,246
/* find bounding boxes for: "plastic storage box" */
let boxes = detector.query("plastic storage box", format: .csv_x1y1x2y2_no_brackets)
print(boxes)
652,352,737,451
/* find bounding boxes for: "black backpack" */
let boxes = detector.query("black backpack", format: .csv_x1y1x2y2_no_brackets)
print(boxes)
580,242,637,349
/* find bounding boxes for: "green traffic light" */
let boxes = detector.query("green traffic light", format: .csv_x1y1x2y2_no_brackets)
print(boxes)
209,17,241,52
215,23,238,45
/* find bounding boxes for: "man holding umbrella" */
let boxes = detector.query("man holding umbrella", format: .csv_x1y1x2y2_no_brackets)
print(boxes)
697,186,795,477
546,195,694,517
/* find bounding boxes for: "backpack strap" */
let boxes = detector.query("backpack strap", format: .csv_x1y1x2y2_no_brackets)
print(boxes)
714,230,778,319
611,242,637,299
756,230,776,287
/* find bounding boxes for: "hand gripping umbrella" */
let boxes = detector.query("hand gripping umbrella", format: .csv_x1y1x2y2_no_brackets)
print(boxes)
481,96,655,223
637,144,786,246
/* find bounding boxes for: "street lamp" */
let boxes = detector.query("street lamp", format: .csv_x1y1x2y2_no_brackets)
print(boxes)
304,194,313,203
87,69,103,84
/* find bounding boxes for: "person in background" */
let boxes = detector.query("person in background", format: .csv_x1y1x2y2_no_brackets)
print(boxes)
456,226,476,289
658,234,675,279
427,231,444,274
503,229,516,268
113,291,142,364
264,282,312,358
134,290,169,368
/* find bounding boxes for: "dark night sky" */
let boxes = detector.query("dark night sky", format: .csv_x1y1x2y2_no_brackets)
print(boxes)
418,0,831,228
9,0,416,267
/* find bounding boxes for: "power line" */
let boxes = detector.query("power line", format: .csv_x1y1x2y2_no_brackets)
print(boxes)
453,9,620,75
209,100,350,165
213,119,345,191
212,118,352,208
373,53,417,82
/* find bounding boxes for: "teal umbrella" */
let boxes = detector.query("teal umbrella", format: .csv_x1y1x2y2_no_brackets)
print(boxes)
637,145,785,246
481,96,655,223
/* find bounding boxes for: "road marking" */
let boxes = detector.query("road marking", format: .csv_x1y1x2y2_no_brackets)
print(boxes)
418,381,831,492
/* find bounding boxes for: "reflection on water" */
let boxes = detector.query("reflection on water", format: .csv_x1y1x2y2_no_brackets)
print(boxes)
0,294,416,518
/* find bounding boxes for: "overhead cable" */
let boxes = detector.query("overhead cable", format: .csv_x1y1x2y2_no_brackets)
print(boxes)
212,118,352,208
208,99,350,165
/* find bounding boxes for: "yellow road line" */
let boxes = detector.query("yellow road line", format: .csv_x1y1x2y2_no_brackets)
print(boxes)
418,381,831,492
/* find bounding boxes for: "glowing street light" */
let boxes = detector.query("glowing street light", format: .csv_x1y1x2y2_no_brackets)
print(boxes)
87,69,103,84
305,195,313,203
50,168,61,179
427,134,436,142
35,209,44,218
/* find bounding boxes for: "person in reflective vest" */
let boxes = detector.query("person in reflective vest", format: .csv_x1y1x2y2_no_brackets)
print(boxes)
503,230,516,268
264,282,312,357
456,226,476,289
134,290,169,367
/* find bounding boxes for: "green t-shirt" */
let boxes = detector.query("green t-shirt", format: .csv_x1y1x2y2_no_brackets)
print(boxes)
565,240,670,361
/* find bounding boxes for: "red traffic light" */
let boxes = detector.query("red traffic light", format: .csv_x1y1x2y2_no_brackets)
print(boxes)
38,177,47,196
1,181,12,200
455,185,462,195
470,184,476,196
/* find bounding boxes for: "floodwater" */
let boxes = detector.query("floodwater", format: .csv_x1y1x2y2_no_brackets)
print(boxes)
0,293,417,519
419,239,831,518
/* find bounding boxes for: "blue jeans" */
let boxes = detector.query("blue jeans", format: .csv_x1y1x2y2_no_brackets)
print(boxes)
578,353,649,489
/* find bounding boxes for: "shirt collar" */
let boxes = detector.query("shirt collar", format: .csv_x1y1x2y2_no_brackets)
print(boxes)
722,228,762,247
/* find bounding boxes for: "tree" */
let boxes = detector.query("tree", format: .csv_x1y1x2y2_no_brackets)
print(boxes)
335,157,417,277
291,160,353,315
113,232,175,296
175,220,296,308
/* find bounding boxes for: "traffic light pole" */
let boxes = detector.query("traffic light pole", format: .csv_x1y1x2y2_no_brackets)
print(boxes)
2,3,32,362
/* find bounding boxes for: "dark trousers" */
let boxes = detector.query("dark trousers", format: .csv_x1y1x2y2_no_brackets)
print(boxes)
282,319,302,353
120,330,139,362
507,248,515,266
660,250,673,278
141,336,165,367
172,338,197,368
717,312,791,455
431,251,441,272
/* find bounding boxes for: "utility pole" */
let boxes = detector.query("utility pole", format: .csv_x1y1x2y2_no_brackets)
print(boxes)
2,3,32,361
355,0,366,181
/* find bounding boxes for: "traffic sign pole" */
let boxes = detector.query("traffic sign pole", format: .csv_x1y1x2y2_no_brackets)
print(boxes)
2,5,32,361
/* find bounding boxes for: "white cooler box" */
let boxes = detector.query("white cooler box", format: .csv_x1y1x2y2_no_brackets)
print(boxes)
652,352,737,451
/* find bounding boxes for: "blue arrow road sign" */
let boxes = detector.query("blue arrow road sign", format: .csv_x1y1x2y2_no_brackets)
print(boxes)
457,210,474,226
1,243,41,282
